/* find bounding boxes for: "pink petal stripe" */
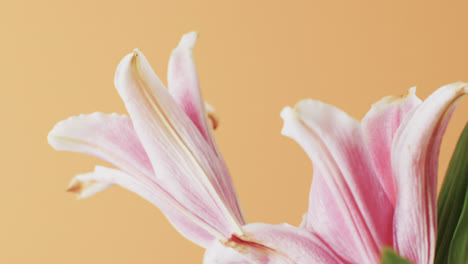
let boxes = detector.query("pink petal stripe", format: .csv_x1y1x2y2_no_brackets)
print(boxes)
114,50,244,240
392,82,468,264
203,223,347,264
168,32,246,225
361,87,422,206
281,101,393,264
48,113,217,247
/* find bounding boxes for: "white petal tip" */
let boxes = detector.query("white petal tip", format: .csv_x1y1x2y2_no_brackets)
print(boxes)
443,82,468,95
280,107,297,136
47,131,58,148
48,120,71,150
114,50,151,100
280,106,294,120
178,32,198,49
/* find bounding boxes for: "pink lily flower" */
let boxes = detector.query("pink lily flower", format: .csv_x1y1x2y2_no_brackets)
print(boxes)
48,32,468,264
280,82,467,264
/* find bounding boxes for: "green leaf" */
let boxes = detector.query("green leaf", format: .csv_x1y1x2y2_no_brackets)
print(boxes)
436,122,468,264
447,192,468,263
380,247,412,264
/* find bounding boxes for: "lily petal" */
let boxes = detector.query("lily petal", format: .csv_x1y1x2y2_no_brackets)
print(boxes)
70,166,216,247
203,223,347,264
48,113,217,247
392,82,468,264
168,32,245,225
48,112,153,178
361,87,422,206
168,32,213,144
281,101,393,263
114,49,244,241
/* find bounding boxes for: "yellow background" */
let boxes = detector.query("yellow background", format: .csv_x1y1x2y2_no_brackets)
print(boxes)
2,0,468,263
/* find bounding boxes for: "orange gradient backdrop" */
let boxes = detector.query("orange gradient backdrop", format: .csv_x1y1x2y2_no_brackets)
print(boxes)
1,0,468,263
